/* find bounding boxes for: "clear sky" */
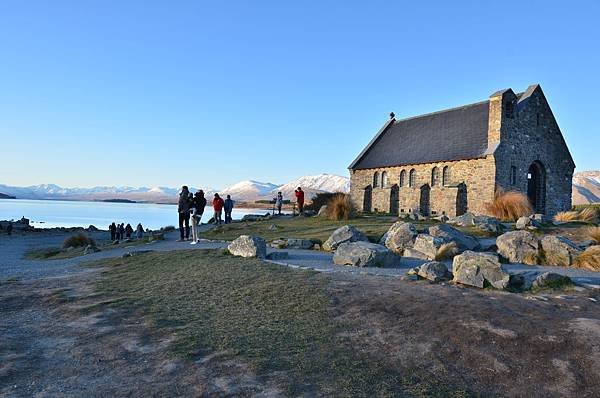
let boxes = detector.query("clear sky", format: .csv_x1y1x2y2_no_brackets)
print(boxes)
1,1,598,189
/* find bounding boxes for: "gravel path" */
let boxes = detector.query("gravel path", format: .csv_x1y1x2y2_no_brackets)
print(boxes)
2,229,600,287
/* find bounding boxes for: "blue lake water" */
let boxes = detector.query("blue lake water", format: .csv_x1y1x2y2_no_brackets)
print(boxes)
0,199,272,229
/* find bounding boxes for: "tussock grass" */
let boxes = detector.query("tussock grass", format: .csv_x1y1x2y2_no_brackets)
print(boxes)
63,233,95,249
553,211,580,222
322,193,357,220
573,246,600,271
484,189,533,222
523,251,540,266
578,207,599,222
586,226,600,244
435,242,458,261
554,208,599,223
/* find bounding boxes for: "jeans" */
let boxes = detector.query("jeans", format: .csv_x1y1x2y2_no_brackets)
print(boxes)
179,212,190,239
214,210,222,225
224,210,232,224
190,216,199,242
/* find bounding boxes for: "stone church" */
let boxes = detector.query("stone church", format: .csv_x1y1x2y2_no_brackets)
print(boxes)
348,84,575,217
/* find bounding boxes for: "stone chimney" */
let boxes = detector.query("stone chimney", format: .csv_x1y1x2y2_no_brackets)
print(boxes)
487,88,517,146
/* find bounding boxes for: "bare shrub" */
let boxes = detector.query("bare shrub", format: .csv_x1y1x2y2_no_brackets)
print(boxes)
484,189,533,222
63,233,96,249
573,246,600,271
323,193,357,220
304,192,337,212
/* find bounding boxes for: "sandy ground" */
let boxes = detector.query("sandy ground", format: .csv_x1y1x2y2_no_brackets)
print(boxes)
2,229,600,396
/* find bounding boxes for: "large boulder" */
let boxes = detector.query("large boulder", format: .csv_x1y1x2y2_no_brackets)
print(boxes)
285,238,315,250
496,230,540,265
323,225,368,252
333,241,399,268
83,244,100,255
228,235,267,259
452,251,510,289
417,261,452,283
428,224,480,252
379,221,417,253
540,235,582,267
532,272,572,289
411,234,445,260
474,216,502,233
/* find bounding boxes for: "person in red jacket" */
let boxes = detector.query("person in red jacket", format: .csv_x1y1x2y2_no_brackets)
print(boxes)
294,187,305,214
212,193,225,225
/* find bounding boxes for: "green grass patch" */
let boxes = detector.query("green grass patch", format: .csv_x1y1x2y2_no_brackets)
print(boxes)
24,238,153,261
86,250,468,396
202,215,440,243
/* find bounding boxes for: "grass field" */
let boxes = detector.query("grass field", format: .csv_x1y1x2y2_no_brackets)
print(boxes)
87,250,468,396
24,238,152,260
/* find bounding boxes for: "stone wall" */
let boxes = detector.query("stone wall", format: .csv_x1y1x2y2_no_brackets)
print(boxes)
492,86,575,215
349,156,496,216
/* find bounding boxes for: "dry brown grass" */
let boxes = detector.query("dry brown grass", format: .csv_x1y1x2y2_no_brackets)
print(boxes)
63,233,96,249
323,193,357,221
523,251,540,265
553,211,580,222
573,246,600,271
484,189,533,222
586,226,600,244
554,208,599,223
435,242,458,261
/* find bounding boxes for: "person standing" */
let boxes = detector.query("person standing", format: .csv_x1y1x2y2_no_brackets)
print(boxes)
178,186,193,241
109,222,117,241
212,193,224,225
125,223,133,239
7,221,13,236
118,223,125,240
190,190,207,244
294,187,305,214
136,223,144,239
275,192,283,215
224,195,234,224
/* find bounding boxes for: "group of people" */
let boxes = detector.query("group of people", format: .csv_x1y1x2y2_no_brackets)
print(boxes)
109,222,144,241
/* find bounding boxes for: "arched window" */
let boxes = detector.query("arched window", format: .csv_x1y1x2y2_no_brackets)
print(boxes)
381,171,388,187
442,166,450,186
399,170,406,187
409,169,416,187
373,171,380,188
431,167,439,186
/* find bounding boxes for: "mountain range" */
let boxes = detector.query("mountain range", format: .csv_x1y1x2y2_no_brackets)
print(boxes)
572,171,600,205
0,174,351,204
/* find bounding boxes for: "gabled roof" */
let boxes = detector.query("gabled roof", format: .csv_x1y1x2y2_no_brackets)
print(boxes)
349,100,491,170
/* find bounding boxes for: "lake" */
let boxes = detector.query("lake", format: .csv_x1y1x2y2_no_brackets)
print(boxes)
0,199,274,229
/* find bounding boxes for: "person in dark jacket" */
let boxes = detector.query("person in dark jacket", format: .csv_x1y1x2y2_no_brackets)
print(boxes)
118,223,125,240
178,186,193,241
190,190,207,244
224,195,234,224
125,223,133,239
275,192,283,215
109,222,117,241
212,193,224,225
7,221,13,236
136,223,144,239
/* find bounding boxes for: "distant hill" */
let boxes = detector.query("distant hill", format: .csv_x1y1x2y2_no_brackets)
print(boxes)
0,192,16,199
0,173,350,204
573,171,600,205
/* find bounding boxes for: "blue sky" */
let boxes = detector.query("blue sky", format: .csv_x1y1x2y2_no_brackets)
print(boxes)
0,1,598,189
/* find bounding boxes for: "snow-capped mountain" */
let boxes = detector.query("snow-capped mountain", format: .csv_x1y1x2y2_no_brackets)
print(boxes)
221,180,279,200
0,173,350,203
573,171,600,205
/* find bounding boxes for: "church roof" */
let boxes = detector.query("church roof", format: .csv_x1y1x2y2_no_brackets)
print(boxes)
349,100,492,170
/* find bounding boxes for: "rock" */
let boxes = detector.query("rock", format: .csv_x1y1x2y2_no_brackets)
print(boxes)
312,243,321,250
241,214,268,222
333,241,399,268
322,225,368,252
83,244,100,255
448,212,476,227
452,251,510,289
417,261,452,282
379,222,417,253
496,230,540,265
317,205,328,217
433,215,449,223
532,272,572,289
266,251,289,260
122,250,153,258
579,240,595,250
403,248,432,260
540,235,582,267
286,238,314,250
227,235,267,259
267,224,278,231
516,216,540,230
474,216,502,233
270,238,288,249
407,267,419,276
428,224,480,252
303,210,317,217
411,234,445,260
531,213,551,224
